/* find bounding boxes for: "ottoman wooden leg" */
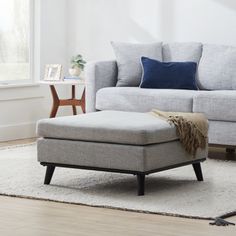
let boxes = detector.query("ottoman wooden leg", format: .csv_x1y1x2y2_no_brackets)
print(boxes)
137,174,145,196
44,166,55,185
192,163,203,181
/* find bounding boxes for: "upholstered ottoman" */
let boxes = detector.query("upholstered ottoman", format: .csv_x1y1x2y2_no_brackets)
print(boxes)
37,111,207,196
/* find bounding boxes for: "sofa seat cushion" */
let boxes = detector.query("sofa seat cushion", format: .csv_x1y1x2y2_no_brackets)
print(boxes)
96,87,199,112
193,91,236,122
37,111,178,145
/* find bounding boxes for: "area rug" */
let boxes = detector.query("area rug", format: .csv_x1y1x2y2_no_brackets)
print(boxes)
0,144,236,220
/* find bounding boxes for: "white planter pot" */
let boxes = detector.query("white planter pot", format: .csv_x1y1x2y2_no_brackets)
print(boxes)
69,67,82,77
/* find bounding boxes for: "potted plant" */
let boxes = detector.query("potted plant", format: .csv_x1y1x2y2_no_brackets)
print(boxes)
69,54,86,77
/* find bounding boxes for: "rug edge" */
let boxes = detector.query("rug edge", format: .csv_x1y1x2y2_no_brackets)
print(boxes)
0,193,214,221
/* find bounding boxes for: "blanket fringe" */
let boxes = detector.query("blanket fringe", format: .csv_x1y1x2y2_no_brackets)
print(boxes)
168,116,207,156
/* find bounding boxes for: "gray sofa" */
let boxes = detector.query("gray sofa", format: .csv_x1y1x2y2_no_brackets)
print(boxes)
85,42,236,148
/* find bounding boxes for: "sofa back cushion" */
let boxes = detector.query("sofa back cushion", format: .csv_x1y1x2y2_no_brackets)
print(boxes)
111,42,163,87
163,42,203,63
198,44,236,90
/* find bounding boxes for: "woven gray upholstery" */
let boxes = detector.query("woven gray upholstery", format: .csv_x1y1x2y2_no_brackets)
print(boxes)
38,138,206,172
163,42,202,63
96,87,199,112
111,42,163,87
198,44,236,90
209,120,236,146
193,91,236,122
37,111,178,145
85,60,118,113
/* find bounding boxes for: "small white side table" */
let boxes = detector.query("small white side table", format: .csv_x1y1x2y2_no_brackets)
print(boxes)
40,80,85,118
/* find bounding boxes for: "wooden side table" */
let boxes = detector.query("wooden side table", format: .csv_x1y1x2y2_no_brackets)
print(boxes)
40,80,85,118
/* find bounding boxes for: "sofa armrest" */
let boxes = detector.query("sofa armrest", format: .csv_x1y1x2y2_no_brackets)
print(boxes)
85,60,118,112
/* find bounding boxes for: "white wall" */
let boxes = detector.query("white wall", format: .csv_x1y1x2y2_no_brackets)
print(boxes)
0,0,75,141
67,0,236,61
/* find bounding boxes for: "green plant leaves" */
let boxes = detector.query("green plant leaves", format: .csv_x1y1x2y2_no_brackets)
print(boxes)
70,54,86,70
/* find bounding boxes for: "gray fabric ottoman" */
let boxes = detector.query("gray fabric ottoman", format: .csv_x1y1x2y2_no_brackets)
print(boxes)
37,111,207,196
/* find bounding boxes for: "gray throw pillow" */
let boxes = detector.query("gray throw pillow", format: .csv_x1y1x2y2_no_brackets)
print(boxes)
198,44,236,90
111,42,163,87
162,42,203,63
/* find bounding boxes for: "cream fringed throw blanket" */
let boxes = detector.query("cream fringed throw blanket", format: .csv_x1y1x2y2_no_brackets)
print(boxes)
151,109,208,156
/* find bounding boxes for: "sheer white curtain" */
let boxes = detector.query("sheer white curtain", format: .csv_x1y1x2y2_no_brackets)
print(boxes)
0,0,30,82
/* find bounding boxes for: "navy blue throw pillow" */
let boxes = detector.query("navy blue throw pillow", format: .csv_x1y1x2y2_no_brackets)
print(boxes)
140,57,198,90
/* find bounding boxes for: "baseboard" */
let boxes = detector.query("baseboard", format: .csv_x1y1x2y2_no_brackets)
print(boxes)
0,122,37,142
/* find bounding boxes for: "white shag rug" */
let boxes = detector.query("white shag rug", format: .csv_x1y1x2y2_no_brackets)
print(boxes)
0,144,236,219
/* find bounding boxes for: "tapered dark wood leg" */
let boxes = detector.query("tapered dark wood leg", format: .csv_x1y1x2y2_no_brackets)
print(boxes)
137,174,145,196
44,166,55,185
192,163,203,181
226,148,235,153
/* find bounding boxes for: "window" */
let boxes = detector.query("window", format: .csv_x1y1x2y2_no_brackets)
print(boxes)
0,0,32,85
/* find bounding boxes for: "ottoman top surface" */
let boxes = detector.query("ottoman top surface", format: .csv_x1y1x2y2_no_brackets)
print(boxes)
37,111,178,145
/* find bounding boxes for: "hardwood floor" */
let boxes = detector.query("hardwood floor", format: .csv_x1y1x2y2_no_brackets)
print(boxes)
0,138,36,148
0,196,235,236
0,139,235,236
